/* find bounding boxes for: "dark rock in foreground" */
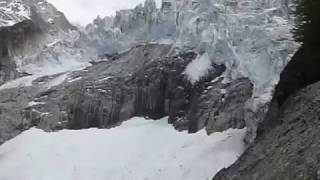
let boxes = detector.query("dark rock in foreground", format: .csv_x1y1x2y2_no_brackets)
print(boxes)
213,81,320,180
213,47,320,180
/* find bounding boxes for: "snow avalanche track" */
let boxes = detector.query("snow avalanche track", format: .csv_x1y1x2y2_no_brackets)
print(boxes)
0,117,246,180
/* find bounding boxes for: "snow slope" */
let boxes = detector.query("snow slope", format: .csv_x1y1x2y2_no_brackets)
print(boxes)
0,117,246,180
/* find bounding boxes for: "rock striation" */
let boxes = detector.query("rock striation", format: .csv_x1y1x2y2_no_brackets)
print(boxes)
0,44,253,145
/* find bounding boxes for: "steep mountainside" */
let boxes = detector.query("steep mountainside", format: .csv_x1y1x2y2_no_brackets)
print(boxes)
0,0,305,179
85,0,298,142
0,44,252,145
212,40,320,180
0,0,95,84
213,77,320,180
0,0,298,142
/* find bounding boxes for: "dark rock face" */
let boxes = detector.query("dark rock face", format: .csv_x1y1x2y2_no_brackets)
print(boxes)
167,63,228,132
0,20,43,85
258,47,320,135
213,81,320,180
0,42,16,85
22,44,226,131
0,85,35,144
188,78,253,134
0,44,253,144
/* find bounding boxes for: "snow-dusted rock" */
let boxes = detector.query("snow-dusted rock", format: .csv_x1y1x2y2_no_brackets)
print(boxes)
0,44,253,145
0,0,30,27
1,0,297,141
85,0,298,101
0,0,97,86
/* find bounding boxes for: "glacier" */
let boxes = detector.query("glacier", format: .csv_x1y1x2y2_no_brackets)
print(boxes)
83,0,299,141
85,0,298,104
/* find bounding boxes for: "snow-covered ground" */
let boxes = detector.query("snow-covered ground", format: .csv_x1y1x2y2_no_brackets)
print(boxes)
0,117,246,180
0,60,89,91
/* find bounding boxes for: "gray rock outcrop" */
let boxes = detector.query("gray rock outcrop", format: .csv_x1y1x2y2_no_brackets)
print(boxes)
213,80,320,180
0,44,253,145
212,41,320,179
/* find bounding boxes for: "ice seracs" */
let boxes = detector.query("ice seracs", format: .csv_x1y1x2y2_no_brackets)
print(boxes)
84,0,298,103
82,0,298,143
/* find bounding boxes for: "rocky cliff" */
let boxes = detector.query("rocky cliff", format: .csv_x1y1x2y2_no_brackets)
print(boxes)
84,0,298,143
0,0,297,141
0,0,95,85
0,44,253,145
213,80,320,180
211,40,320,179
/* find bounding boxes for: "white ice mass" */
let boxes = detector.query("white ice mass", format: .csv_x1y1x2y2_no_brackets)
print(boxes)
184,53,212,84
0,117,246,180
84,0,299,107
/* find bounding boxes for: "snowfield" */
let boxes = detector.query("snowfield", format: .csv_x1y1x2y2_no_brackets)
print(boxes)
0,117,246,180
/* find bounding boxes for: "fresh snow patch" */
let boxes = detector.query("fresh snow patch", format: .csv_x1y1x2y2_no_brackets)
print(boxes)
44,73,69,89
0,117,246,180
40,112,50,117
47,18,54,24
0,72,68,91
184,53,212,84
97,76,113,82
0,76,37,90
0,59,89,91
28,101,46,107
20,58,90,76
